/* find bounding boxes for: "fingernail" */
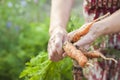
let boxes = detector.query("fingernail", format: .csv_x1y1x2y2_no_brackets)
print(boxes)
74,43,79,49
62,52,67,57
84,45,90,50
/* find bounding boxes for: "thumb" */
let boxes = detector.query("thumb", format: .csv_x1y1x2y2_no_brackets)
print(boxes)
74,32,97,48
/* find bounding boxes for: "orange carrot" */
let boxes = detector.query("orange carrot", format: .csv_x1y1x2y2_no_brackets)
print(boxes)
70,13,110,43
71,22,94,43
62,13,114,67
63,41,93,67
63,42,117,67
83,50,117,63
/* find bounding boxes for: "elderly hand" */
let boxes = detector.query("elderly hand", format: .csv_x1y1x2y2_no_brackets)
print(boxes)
48,27,68,62
73,10,120,49
69,22,105,49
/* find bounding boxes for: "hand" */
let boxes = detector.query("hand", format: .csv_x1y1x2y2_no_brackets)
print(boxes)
69,22,105,49
74,22,106,49
68,23,89,41
48,27,68,62
75,9,120,49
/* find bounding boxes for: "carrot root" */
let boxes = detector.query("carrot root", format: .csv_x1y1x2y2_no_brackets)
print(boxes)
85,50,118,63
86,63,94,67
100,54,118,63
63,41,88,67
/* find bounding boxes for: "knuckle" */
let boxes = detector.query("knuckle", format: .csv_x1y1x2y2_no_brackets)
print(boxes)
55,41,62,48
49,54,55,61
89,34,95,40
90,24,101,37
55,43,60,48
49,56,54,61
87,34,95,43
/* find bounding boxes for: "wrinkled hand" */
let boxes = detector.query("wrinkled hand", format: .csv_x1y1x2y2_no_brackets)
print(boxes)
69,22,104,49
48,27,68,62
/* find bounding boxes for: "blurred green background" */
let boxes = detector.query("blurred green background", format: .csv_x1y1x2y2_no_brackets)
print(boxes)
0,0,84,80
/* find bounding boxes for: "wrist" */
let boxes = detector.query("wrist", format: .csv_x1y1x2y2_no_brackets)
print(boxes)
49,26,66,36
90,22,106,38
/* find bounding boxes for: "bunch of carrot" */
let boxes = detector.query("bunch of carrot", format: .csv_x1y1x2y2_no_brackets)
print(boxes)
63,13,117,67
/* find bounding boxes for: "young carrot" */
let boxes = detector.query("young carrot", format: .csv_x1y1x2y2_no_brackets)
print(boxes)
63,13,114,68
70,13,110,43
63,41,93,67
82,50,117,63
63,42,117,68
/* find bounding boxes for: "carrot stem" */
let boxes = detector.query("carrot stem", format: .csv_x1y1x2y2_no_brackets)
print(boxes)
71,13,110,43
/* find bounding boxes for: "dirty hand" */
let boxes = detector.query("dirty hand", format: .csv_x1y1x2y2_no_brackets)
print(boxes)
48,27,68,62
68,22,105,49
73,22,105,49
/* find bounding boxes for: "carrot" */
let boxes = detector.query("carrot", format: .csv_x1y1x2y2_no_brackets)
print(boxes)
63,42,117,67
62,13,115,67
84,50,117,63
70,13,110,43
63,41,93,67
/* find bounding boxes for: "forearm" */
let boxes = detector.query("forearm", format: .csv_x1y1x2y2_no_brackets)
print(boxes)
49,0,74,35
94,9,120,36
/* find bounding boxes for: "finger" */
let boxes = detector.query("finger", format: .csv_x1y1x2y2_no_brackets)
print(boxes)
62,52,67,57
68,29,80,41
48,42,60,61
52,38,64,61
55,37,63,55
62,35,69,58
48,48,56,61
83,44,91,50
74,32,96,48
68,30,77,37
48,45,57,61
47,41,52,59
68,23,89,36
68,23,90,41
55,34,66,60
51,44,62,61
49,37,63,61
63,34,69,42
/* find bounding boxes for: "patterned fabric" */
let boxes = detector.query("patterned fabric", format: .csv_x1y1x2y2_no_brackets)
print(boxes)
82,0,120,80
83,59,120,80
84,0,120,19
